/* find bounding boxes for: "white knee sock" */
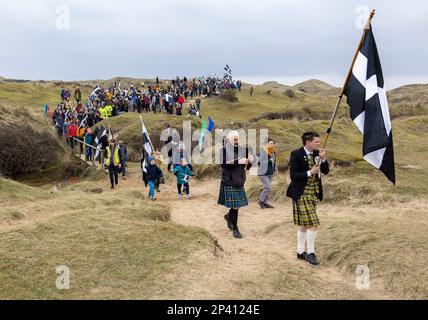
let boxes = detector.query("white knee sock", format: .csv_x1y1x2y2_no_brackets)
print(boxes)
297,230,307,254
306,230,318,254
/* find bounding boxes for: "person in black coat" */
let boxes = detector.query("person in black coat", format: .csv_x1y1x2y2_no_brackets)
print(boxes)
218,130,253,239
286,131,329,266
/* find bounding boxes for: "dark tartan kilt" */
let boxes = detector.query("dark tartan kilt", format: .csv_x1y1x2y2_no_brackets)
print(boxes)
218,183,248,208
292,194,320,227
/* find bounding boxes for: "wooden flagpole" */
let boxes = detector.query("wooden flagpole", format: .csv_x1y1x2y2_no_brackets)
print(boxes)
321,9,376,150
310,9,375,182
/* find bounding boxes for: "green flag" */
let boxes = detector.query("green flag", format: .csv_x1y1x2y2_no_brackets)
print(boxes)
199,119,207,151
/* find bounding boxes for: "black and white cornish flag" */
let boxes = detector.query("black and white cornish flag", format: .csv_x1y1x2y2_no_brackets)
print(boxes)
344,26,395,184
140,116,154,174
94,125,107,160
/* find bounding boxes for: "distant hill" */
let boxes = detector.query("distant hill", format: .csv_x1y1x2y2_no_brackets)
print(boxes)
261,81,289,88
291,79,339,95
387,83,428,106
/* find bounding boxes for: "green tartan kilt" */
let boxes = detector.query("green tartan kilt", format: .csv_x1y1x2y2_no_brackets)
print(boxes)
218,183,248,208
293,194,320,227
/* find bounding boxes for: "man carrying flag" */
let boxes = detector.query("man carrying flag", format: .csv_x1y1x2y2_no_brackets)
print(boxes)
286,132,329,266
286,9,394,266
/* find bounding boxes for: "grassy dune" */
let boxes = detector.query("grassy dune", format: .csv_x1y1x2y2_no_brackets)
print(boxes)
1,78,427,299
0,176,213,299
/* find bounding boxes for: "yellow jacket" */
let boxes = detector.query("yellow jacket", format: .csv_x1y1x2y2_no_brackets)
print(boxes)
99,106,107,119
78,127,85,138
105,145,121,166
105,104,113,117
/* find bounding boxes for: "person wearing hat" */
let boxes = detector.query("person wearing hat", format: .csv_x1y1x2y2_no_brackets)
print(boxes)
218,130,253,239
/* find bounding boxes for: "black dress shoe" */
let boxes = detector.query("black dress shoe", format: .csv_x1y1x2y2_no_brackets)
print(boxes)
305,253,320,266
263,203,274,209
224,214,233,230
297,252,307,260
258,201,266,209
233,228,243,238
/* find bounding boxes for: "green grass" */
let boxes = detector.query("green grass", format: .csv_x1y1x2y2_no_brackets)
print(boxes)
318,210,428,299
0,78,427,299
0,177,213,299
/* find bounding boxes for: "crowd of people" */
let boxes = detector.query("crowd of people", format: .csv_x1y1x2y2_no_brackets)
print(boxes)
50,75,241,158
47,76,329,266
52,75,241,130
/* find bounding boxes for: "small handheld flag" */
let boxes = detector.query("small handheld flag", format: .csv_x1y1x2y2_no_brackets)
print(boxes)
207,116,215,132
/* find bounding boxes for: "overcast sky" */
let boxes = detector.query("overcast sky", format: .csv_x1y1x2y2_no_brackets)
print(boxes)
1,0,427,88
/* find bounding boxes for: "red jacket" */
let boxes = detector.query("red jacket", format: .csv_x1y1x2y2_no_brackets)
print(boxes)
68,125,78,137
178,96,184,104
75,104,83,113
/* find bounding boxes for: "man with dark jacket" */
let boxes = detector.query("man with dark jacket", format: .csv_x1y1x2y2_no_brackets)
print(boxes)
218,130,253,238
286,131,329,266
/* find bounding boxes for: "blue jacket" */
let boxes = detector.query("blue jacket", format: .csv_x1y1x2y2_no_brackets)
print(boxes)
145,163,162,181
173,165,192,184
56,115,64,128
119,144,127,161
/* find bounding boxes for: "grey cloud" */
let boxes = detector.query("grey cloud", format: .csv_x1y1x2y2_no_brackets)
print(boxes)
0,0,427,88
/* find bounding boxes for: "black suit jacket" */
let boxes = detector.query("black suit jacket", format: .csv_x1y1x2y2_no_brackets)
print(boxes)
286,147,330,201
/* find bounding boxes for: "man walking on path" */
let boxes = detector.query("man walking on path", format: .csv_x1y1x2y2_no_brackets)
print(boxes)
286,132,329,266
105,139,122,189
218,130,253,239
